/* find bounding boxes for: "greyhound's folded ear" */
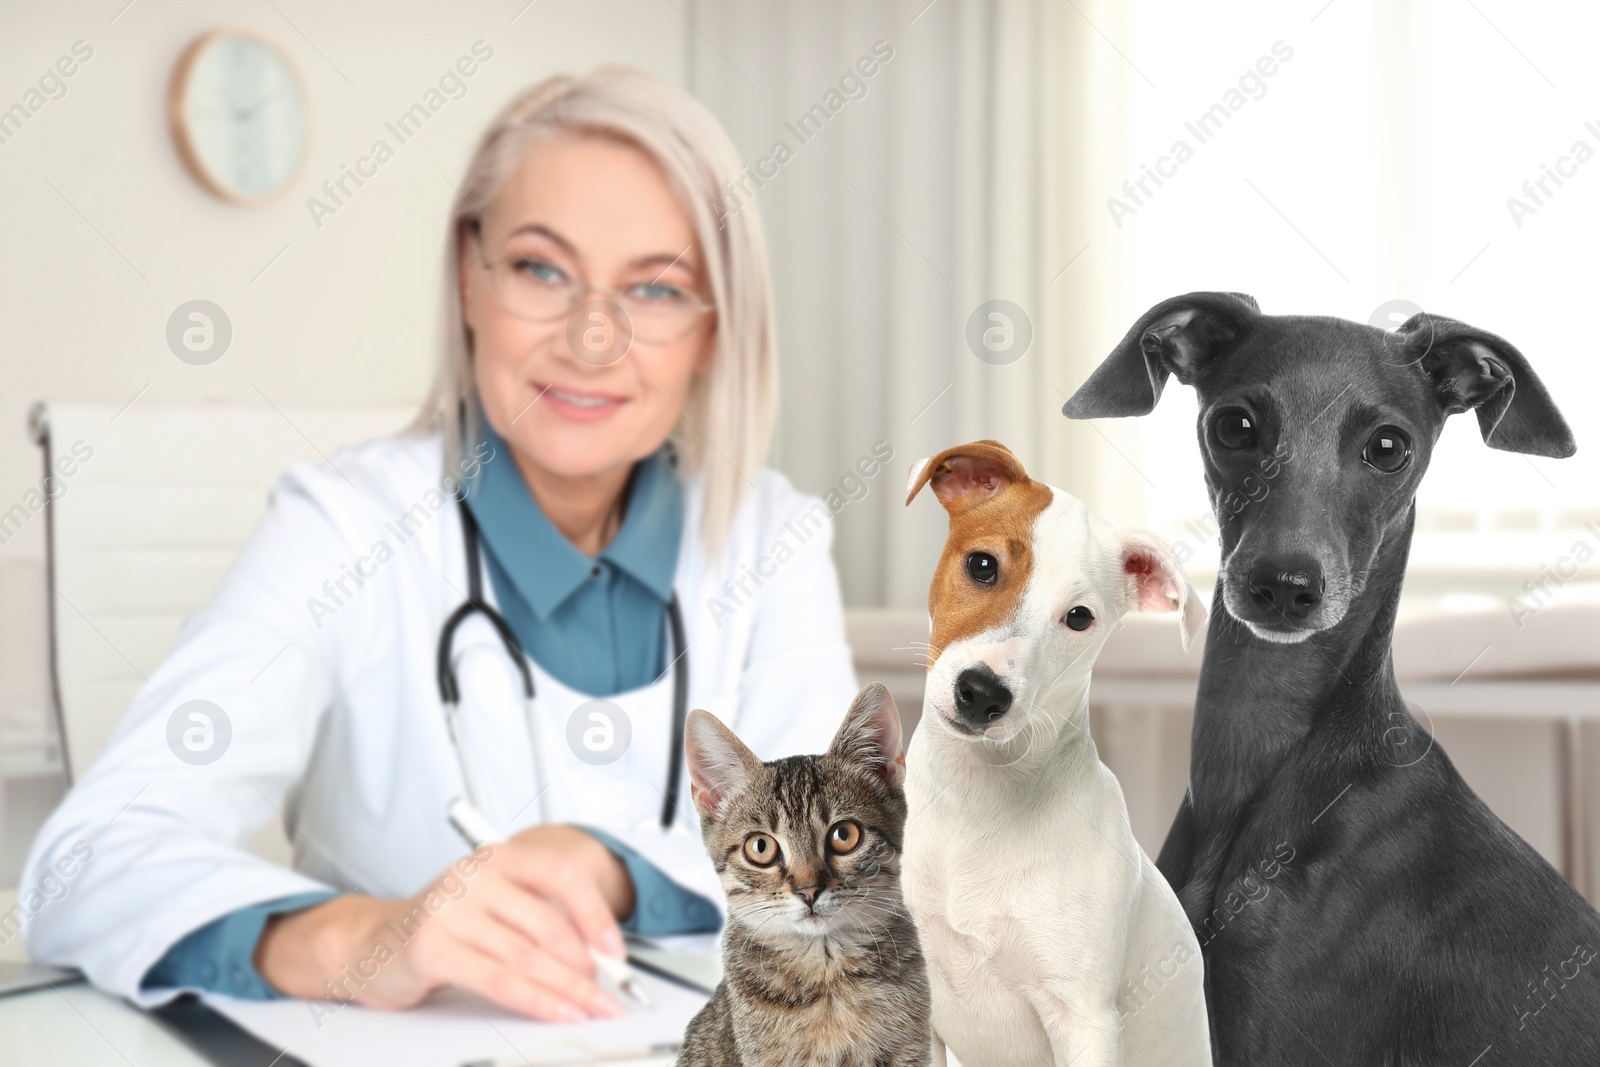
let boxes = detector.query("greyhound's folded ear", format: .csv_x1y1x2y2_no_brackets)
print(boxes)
1063,291,1260,419
1119,529,1207,651
905,440,1030,512
1399,314,1577,458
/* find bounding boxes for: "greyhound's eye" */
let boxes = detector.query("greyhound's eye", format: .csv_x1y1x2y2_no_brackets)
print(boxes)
966,552,998,585
1213,409,1258,450
1363,426,1412,473
1064,606,1095,631
743,833,780,867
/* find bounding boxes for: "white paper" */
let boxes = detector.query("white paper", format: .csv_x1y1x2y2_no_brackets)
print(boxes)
203,969,706,1067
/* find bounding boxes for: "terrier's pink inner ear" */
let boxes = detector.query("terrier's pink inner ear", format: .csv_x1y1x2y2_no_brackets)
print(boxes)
931,456,1009,506
1126,552,1178,614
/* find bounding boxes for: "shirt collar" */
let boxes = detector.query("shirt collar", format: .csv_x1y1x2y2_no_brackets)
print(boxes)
464,421,683,619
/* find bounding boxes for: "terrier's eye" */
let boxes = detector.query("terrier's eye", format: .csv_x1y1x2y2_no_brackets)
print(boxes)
1213,409,1258,450
1064,606,1095,631
966,552,998,585
1363,426,1412,474
743,833,779,867
827,821,862,854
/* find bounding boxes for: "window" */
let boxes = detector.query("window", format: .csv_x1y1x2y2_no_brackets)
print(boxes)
1117,0,1599,581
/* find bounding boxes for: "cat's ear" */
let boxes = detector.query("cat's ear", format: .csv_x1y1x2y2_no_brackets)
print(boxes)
685,709,763,822
828,682,905,790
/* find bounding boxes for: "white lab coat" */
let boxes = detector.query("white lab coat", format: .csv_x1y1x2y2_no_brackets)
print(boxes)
19,432,857,1004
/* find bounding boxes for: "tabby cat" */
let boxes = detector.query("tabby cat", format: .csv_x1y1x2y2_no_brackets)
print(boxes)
678,682,931,1067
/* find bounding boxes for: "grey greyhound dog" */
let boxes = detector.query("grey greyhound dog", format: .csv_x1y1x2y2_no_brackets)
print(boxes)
1063,292,1600,1064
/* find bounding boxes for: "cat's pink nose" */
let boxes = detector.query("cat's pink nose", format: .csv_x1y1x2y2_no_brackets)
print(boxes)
795,884,820,907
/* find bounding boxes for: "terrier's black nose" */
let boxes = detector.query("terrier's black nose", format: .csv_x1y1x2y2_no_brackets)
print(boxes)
953,665,1013,726
1247,559,1325,621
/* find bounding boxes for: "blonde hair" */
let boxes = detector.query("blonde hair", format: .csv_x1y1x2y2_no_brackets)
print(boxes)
411,66,777,554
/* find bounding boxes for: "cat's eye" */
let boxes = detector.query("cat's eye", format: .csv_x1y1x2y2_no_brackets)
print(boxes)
1064,606,1094,631
742,833,779,867
1212,409,1258,450
1363,426,1412,474
966,552,998,585
827,821,862,854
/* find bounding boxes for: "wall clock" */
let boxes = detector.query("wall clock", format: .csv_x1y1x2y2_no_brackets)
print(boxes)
169,28,308,203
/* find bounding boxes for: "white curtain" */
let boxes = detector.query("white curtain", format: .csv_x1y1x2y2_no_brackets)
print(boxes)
685,0,1133,610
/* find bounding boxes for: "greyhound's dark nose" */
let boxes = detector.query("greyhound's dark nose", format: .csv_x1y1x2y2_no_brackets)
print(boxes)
954,665,1013,726
1247,559,1325,621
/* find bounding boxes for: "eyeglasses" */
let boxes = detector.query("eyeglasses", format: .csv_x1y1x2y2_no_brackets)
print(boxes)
473,228,715,346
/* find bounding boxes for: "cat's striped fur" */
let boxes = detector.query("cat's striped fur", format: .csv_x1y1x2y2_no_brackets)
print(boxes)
679,684,931,1067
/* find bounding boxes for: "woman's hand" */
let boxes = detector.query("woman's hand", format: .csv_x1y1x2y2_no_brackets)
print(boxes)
256,826,636,1021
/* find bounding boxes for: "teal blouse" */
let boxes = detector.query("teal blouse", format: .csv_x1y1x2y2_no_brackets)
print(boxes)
462,420,683,696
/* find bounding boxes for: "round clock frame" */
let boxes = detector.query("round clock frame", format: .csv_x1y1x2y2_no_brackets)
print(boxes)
168,27,310,205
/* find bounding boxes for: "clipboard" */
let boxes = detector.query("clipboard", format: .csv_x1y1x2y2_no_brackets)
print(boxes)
623,934,720,995
152,993,315,1067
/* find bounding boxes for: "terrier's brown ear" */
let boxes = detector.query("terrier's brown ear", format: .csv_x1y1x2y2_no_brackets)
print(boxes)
905,440,1030,514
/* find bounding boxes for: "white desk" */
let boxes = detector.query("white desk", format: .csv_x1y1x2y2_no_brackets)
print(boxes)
0,885,205,1065
0,889,712,1067
0,982,210,1066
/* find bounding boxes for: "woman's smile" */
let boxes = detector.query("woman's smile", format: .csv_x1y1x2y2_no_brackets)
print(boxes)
534,381,631,423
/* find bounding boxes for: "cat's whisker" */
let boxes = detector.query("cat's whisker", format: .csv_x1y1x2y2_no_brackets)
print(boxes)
844,905,908,966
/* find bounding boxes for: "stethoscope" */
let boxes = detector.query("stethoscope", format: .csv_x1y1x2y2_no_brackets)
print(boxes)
435,499,689,830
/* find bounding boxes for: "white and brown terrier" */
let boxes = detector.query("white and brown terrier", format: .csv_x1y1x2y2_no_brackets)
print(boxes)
901,441,1212,1067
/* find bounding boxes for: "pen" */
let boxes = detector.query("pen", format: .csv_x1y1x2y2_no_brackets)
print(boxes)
447,796,654,1009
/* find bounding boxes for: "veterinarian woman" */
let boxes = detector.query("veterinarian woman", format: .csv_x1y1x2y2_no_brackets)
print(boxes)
20,68,855,1022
